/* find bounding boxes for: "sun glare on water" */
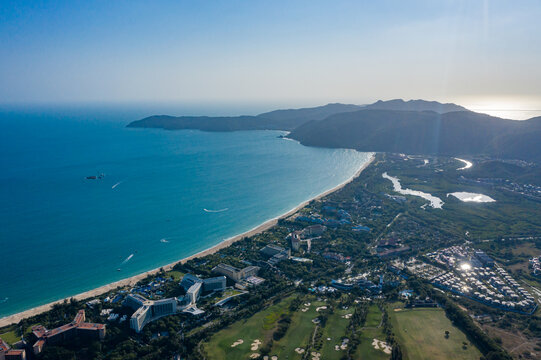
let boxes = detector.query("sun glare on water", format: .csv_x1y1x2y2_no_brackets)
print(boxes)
464,97,541,120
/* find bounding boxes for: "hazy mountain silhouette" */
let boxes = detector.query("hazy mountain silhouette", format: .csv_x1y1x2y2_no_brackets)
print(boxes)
364,99,468,113
288,110,541,162
127,103,362,131
127,100,541,162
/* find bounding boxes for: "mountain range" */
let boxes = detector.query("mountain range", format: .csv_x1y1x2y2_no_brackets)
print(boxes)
127,99,541,163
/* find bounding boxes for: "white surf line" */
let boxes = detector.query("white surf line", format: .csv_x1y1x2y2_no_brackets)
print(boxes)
203,208,229,213
455,158,473,170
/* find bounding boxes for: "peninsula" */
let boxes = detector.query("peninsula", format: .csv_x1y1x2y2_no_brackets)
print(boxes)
128,99,541,163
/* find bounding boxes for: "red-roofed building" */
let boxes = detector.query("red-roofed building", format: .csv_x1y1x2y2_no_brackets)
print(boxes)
31,310,105,355
0,338,27,360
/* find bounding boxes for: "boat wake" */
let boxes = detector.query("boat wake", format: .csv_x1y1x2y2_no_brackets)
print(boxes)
203,208,229,213
121,254,134,265
160,238,169,243
0,297,7,304
112,181,123,189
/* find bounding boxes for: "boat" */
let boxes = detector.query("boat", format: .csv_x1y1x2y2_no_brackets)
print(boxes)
117,268,121,272
86,175,97,180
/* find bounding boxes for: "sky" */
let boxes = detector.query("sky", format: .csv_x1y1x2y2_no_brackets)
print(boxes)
1,0,540,117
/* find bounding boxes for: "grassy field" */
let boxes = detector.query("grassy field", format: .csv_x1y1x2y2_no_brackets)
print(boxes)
204,295,360,360
166,270,184,281
270,298,325,358
390,307,482,360
318,305,355,359
364,304,382,328
215,289,245,302
204,296,295,359
354,305,389,360
0,329,20,345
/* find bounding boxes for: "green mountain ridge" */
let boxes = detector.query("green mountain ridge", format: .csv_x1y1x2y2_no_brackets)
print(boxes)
127,99,541,163
288,109,541,162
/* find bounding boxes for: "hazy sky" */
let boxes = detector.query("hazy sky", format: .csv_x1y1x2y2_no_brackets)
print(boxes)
1,0,540,114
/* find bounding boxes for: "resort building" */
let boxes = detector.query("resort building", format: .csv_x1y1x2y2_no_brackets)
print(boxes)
260,244,290,265
181,274,226,293
202,276,227,292
30,310,105,355
0,338,26,360
124,295,178,333
290,231,301,251
302,224,327,237
212,263,259,282
260,244,288,258
186,282,202,305
180,273,201,291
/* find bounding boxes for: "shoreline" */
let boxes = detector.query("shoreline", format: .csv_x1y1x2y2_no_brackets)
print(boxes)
0,152,375,328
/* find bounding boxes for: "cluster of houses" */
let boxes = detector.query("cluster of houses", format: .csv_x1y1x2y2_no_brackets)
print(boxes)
425,246,537,314
404,260,446,280
322,252,350,262
529,255,541,276
127,276,174,300
296,206,352,228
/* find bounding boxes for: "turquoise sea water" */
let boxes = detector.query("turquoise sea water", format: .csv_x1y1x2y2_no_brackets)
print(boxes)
0,105,370,318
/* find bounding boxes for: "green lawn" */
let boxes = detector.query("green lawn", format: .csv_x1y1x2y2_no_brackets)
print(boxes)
391,307,482,360
354,304,389,360
319,306,355,360
0,330,20,345
215,289,245,303
204,296,295,360
270,298,326,358
166,270,184,281
364,304,382,328
204,295,359,360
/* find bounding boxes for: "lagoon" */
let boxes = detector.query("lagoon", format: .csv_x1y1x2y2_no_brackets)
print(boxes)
382,172,444,209
448,192,495,203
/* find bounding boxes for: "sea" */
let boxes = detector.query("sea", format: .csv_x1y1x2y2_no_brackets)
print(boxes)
0,104,371,318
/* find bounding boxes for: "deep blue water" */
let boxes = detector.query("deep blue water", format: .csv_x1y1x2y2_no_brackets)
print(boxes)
0,105,371,318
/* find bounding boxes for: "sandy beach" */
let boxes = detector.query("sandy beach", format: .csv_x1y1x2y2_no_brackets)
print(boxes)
0,153,374,328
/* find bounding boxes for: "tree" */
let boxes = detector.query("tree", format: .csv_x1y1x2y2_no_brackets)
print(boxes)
391,343,403,360
445,330,450,339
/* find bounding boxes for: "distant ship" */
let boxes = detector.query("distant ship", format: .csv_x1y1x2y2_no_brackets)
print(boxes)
86,173,105,180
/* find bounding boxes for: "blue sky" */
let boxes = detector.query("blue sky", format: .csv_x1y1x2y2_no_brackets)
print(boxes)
1,0,540,113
